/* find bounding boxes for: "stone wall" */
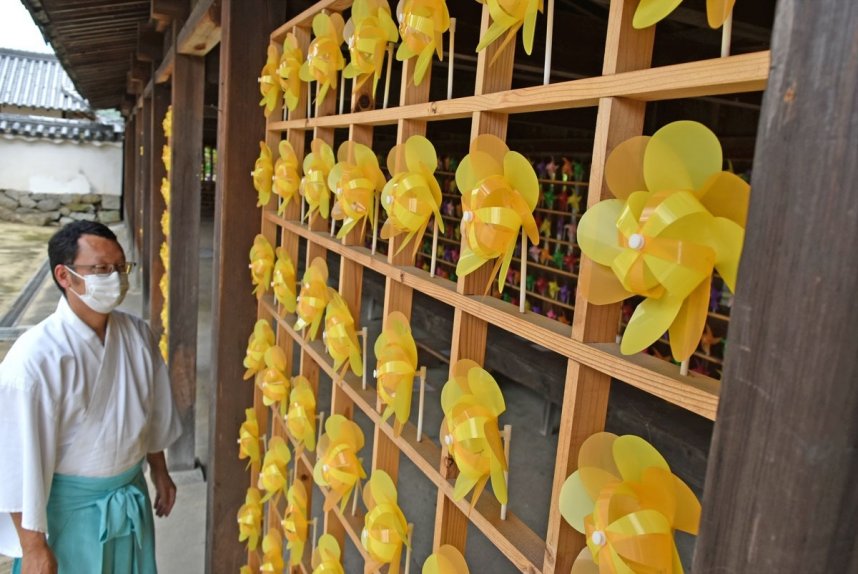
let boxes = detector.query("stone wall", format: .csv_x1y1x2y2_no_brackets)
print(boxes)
0,189,121,227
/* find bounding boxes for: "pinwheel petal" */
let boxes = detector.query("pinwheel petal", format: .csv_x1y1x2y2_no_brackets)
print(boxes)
312,533,345,574
612,434,670,482
633,0,684,29
696,170,749,227
559,471,592,532
569,548,599,574
710,217,744,291
605,136,650,199
576,199,625,266
260,528,285,572
707,0,736,28
577,260,634,306
422,545,470,574
644,121,723,193
667,276,711,362
620,295,684,356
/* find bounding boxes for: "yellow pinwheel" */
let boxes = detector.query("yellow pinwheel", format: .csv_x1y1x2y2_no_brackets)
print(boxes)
361,470,410,574
286,375,317,457
312,534,345,574
423,545,470,574
272,247,297,315
160,210,170,239
455,134,540,294
238,407,262,468
343,0,399,93
395,0,451,86
259,43,282,118
237,487,263,551
634,0,736,29
440,359,508,509
162,143,171,172
294,257,331,340
256,345,291,416
252,141,274,207
475,0,544,60
299,12,346,105
323,289,364,378
374,311,418,436
160,177,170,205
576,120,748,361
277,32,304,113
259,435,292,502
328,141,387,239
558,432,700,573
282,480,309,567
243,319,275,379
162,105,172,137
159,335,168,363
380,135,444,257
260,528,285,573
160,242,169,271
301,138,336,222
313,414,367,512
249,234,275,299
273,140,301,216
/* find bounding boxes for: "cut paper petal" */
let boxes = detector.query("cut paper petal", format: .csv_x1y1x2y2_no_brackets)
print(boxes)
237,487,263,551
328,140,387,239
238,408,262,467
260,528,285,573
440,359,508,510
272,247,298,314
259,44,282,117
277,32,305,112
396,0,451,85
259,435,292,502
455,134,539,293
374,311,418,436
160,177,171,205
294,257,331,340
160,210,170,239
274,140,302,216
243,319,275,379
313,414,367,513
299,12,346,104
301,138,336,221
282,481,309,567
381,135,444,257
633,0,737,29
162,143,171,172
287,375,318,456
162,105,172,137
256,345,291,416
312,533,345,574
323,289,364,378
361,470,410,574
252,141,274,207
422,545,470,574
475,0,544,60
343,0,399,94
249,234,275,299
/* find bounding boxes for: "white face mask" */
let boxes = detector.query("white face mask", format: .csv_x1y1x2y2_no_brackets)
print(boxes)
65,266,129,314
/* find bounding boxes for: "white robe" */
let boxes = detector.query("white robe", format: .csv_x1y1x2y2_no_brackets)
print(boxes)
0,297,182,557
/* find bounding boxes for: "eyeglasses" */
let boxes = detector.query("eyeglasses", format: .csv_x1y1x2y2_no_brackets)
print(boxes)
67,262,137,276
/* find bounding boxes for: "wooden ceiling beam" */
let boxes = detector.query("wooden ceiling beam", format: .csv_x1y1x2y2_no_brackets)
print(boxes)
152,0,189,26
137,26,164,62
177,0,221,56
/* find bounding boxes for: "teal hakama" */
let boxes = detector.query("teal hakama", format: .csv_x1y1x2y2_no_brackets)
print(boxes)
13,461,156,574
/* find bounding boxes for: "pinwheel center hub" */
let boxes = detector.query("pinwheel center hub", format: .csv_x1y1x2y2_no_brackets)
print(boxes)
628,233,645,250
462,210,474,222
591,530,607,546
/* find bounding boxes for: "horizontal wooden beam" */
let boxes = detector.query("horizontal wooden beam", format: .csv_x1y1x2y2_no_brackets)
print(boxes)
155,45,175,83
152,0,188,22
176,0,221,56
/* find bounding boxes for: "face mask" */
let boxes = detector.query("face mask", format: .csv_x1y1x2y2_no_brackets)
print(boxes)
65,266,129,314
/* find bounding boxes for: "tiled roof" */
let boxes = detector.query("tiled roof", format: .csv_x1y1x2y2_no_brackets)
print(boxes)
0,112,122,143
0,48,89,113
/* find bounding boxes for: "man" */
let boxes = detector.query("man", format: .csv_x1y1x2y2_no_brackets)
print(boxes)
0,221,182,573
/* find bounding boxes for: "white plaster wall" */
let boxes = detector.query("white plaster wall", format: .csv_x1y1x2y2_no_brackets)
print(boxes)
0,136,122,196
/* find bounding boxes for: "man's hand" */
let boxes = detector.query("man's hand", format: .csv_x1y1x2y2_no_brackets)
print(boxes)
11,513,57,574
146,451,177,517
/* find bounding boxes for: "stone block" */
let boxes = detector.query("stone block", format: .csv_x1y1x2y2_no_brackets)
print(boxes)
97,210,121,224
67,203,95,213
0,205,17,222
18,197,37,209
17,208,37,214
80,193,102,204
42,211,62,221
4,190,28,201
29,193,48,201
59,216,75,226
0,194,18,210
36,198,61,212
101,195,122,210
69,212,97,222
17,212,51,226
59,207,70,216
59,194,82,205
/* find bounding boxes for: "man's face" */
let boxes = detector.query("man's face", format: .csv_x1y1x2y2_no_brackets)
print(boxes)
55,234,126,294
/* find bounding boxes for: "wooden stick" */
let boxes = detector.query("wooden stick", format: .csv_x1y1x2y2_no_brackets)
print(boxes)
680,359,690,377
500,424,512,520
721,11,734,58
519,232,528,313
430,218,439,277
307,81,312,118
330,213,336,236
447,18,457,100
339,75,346,115
416,366,427,442
383,43,394,109
351,478,361,515
311,517,318,552
361,327,369,389
300,191,306,223
403,523,414,574
543,0,555,85
317,410,326,445
371,192,380,255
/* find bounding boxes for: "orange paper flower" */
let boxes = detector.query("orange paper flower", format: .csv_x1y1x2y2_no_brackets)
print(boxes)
313,414,367,512
277,32,304,112
294,257,331,340
374,311,418,436
395,0,451,85
343,0,399,93
259,44,282,117
299,12,345,105
328,140,387,239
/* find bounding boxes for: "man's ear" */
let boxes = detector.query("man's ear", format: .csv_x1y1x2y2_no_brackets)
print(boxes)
55,265,73,291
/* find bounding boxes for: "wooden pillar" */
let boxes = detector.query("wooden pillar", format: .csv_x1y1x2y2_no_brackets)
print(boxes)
140,94,153,318
149,84,170,336
693,1,858,571
123,115,137,230
206,1,284,572
134,106,146,255
168,50,204,471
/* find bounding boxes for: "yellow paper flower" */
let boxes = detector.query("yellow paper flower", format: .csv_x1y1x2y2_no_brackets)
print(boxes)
423,545,470,574
259,43,282,118
440,359,508,508
361,470,409,574
380,135,444,257
160,177,170,205
243,319,275,379
634,0,736,29
162,143,171,172
299,12,345,105
160,210,170,238
160,242,170,271
343,0,399,93
395,0,451,86
272,247,297,314
287,375,317,456
237,487,263,551
274,140,301,216
252,141,274,207
257,345,291,416
558,432,700,573
294,257,331,340
374,311,418,436
313,414,367,512
162,105,172,137
328,140,387,239
475,0,544,60
455,134,540,293
323,289,364,378
260,528,285,573
301,138,336,221
277,32,304,112
576,120,748,361
249,234,275,299
312,534,345,574
282,481,309,567
238,407,262,467
259,435,292,502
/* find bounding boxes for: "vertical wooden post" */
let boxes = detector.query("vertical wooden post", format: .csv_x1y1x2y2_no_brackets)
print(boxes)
134,105,146,256
168,51,204,472
140,95,153,317
123,115,137,230
149,84,170,336
693,1,858,571
542,2,653,572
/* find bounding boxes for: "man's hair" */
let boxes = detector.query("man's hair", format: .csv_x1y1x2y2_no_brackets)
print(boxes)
48,221,119,294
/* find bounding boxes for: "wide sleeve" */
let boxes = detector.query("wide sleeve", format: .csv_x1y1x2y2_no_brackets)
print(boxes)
0,371,57,558
146,339,183,454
